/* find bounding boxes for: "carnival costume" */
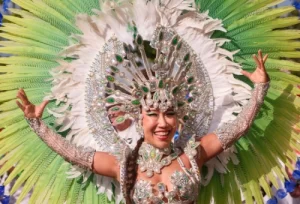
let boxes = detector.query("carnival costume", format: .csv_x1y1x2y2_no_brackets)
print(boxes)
0,0,299,204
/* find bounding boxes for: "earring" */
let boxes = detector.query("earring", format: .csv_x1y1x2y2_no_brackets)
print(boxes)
136,114,144,138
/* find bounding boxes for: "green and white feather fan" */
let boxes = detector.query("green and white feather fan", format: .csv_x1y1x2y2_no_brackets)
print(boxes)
0,0,299,203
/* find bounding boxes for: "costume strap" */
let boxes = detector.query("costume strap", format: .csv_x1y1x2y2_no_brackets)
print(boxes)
183,135,201,182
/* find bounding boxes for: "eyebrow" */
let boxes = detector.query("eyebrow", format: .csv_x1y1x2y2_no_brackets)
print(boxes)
147,108,175,112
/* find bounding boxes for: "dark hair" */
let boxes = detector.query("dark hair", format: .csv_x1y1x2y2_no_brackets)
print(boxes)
125,137,144,201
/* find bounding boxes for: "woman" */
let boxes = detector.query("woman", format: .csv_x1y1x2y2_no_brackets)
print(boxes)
16,42,269,204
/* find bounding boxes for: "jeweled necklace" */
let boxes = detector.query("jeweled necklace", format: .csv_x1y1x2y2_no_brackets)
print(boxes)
137,142,182,178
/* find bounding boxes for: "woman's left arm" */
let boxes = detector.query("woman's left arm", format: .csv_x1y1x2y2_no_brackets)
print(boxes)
199,50,270,163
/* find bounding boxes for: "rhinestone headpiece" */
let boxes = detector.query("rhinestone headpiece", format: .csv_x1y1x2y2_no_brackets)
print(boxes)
104,26,205,123
86,26,213,141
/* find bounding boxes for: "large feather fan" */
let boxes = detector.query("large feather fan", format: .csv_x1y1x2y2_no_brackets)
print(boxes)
0,0,299,204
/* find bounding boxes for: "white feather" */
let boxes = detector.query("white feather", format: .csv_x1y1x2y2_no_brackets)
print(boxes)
44,0,254,201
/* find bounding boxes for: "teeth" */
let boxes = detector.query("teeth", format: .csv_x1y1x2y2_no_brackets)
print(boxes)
154,132,169,136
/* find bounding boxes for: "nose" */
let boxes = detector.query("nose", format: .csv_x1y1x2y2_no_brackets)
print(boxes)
157,113,168,128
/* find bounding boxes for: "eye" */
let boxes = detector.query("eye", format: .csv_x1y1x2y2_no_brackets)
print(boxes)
147,112,158,117
166,111,176,116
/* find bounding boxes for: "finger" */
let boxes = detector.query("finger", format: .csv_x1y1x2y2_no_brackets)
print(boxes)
258,49,263,61
19,89,29,101
17,92,30,105
16,100,25,111
40,100,49,111
260,54,268,72
252,54,261,67
263,54,268,64
20,89,28,99
241,70,252,79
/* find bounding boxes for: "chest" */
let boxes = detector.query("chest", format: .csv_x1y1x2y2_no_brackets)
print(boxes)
132,156,198,204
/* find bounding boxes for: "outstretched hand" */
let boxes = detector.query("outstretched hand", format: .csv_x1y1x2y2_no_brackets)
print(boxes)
16,89,49,118
241,50,270,83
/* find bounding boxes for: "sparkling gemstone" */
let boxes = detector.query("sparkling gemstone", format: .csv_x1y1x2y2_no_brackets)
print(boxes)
123,43,129,53
131,99,141,106
150,149,156,158
115,116,125,124
176,41,182,50
171,35,178,45
133,26,137,33
115,54,123,63
136,34,143,45
183,115,189,122
183,53,190,62
106,75,115,82
154,168,160,173
157,183,166,192
172,86,179,95
142,86,149,93
106,97,115,104
110,66,119,73
146,171,153,178
187,97,194,103
187,76,194,84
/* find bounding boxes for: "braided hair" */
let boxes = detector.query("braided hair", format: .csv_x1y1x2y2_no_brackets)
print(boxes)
124,137,144,201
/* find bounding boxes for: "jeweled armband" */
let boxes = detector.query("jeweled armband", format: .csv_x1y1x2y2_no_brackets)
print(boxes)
214,82,270,149
26,118,95,170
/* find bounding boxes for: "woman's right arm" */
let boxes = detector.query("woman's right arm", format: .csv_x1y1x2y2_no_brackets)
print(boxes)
16,89,120,180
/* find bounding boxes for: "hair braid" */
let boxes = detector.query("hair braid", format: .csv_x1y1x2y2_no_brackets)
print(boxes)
125,137,144,201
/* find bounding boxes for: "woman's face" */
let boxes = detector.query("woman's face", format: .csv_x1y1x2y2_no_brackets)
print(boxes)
142,108,178,149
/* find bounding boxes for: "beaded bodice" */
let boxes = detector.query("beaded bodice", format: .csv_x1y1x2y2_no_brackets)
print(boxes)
132,158,199,204
131,137,201,204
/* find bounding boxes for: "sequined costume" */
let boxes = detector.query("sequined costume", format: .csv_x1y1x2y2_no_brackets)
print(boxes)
0,1,299,204
24,79,268,203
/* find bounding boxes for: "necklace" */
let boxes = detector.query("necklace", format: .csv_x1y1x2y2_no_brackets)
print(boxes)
137,142,182,178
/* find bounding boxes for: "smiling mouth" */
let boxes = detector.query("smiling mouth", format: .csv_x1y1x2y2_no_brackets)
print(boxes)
153,131,171,140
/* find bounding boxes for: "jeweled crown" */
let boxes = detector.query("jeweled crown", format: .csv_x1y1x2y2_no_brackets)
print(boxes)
102,26,204,124
86,26,213,139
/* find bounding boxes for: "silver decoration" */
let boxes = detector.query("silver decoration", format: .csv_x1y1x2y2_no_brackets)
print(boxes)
137,142,182,178
214,82,270,149
132,135,201,203
132,162,198,204
85,26,214,152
